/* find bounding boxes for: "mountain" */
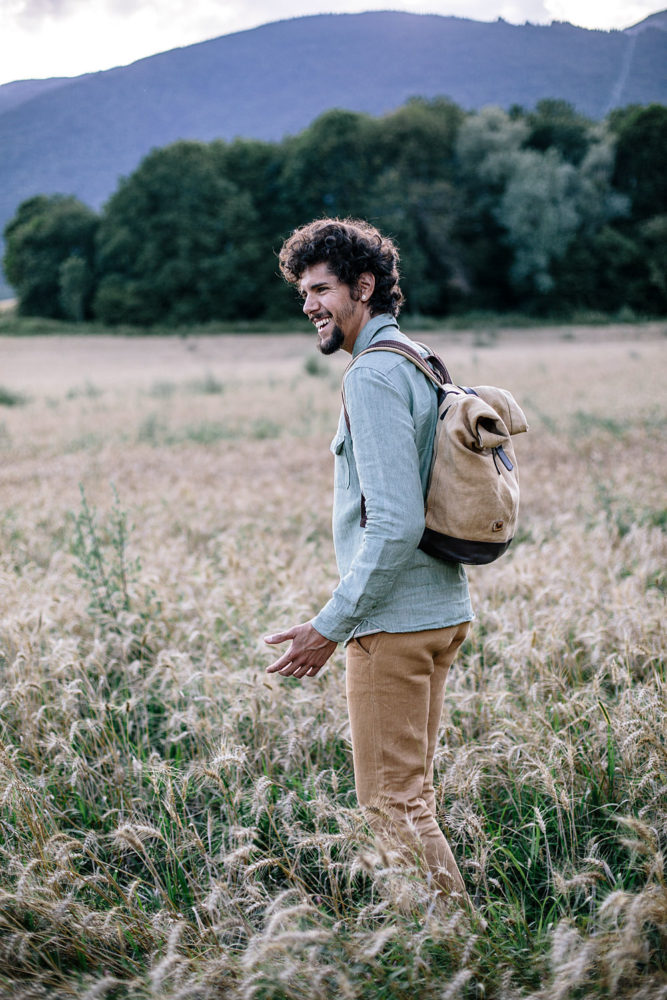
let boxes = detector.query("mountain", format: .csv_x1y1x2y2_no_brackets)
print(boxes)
1,10,665,296
625,9,667,34
0,77,80,118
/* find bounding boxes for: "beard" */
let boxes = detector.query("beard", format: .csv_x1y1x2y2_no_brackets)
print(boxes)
317,323,345,355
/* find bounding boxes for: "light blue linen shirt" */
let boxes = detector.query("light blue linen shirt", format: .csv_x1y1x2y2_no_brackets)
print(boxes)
311,313,473,644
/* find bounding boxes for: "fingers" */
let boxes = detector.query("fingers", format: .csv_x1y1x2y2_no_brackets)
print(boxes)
265,644,294,671
265,651,326,678
263,629,295,645
266,654,322,677
264,623,336,680
265,656,293,674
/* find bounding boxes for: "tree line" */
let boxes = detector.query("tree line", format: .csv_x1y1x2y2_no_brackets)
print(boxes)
3,98,666,325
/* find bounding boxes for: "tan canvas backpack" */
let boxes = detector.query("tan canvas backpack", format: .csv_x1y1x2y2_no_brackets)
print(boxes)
343,339,529,565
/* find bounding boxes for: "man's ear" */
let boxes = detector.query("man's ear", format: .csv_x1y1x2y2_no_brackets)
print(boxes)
358,272,376,302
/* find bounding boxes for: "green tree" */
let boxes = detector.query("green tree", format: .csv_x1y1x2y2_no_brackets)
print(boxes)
454,108,530,308
368,173,465,315
278,109,378,224
455,106,529,190
640,214,667,308
374,97,464,184
525,99,593,165
210,138,297,318
499,137,627,299
551,225,648,313
59,255,93,322
3,195,98,318
213,138,288,233
611,104,667,220
94,141,262,325
546,137,637,312
455,109,628,306
495,148,579,294
367,99,466,314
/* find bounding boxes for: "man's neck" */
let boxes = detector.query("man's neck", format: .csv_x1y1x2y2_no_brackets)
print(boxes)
350,313,400,357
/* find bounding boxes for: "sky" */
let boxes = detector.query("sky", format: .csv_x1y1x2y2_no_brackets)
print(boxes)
0,0,663,87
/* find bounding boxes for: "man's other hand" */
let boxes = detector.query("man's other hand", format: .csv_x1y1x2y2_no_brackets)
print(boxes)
264,622,337,679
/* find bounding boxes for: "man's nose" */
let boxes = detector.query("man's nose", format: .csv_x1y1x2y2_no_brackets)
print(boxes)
302,292,316,315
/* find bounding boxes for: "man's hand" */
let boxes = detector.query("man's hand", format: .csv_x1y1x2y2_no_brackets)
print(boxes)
264,622,337,679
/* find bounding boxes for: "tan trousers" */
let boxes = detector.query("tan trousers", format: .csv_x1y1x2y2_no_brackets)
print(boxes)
346,623,470,897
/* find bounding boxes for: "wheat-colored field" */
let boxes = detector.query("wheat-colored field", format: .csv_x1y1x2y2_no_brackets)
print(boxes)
0,324,665,999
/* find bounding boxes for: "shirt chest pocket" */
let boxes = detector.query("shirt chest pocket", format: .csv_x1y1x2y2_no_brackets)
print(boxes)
330,431,351,490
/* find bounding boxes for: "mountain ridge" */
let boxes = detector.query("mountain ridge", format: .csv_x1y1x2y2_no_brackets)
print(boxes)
625,8,667,34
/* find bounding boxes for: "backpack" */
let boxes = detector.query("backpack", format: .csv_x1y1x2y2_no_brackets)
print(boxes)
342,339,529,565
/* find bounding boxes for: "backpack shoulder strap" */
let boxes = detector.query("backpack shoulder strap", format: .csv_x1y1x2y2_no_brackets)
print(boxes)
342,339,453,431
349,339,452,388
402,340,454,387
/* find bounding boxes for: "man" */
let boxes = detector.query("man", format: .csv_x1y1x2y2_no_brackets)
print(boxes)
264,218,473,900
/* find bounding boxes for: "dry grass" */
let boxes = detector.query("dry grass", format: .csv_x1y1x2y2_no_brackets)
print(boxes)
0,323,665,998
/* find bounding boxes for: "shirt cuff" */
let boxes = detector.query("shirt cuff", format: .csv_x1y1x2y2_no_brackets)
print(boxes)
311,599,356,644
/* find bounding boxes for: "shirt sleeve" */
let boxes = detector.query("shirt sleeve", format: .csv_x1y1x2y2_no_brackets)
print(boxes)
311,364,426,642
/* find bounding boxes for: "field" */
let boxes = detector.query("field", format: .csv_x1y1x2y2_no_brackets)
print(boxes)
0,323,665,999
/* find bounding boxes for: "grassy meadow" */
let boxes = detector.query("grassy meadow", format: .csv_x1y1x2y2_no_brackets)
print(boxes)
0,322,665,998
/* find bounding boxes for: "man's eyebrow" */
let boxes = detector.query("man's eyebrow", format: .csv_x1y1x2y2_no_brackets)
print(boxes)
300,280,332,295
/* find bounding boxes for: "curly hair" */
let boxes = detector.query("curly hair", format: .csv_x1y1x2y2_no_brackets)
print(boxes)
278,218,404,317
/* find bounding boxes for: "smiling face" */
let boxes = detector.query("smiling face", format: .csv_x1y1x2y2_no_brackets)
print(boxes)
299,262,375,355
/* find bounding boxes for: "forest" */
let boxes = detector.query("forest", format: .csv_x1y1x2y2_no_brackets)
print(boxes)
3,97,666,324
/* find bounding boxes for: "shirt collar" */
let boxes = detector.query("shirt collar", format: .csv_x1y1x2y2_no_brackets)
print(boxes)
351,313,399,357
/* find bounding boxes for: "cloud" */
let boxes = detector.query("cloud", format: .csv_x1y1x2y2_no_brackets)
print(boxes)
14,0,81,21
543,0,660,28
499,0,553,23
